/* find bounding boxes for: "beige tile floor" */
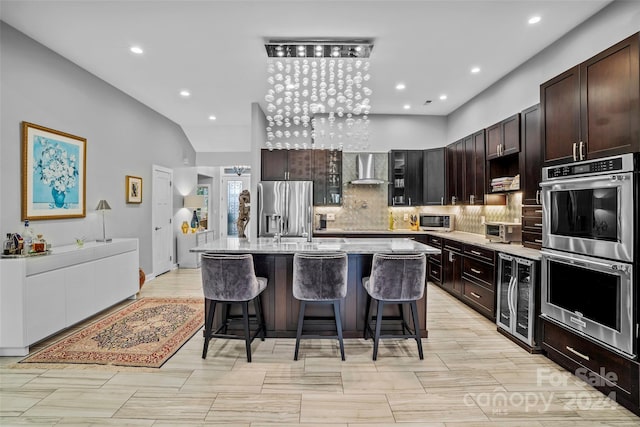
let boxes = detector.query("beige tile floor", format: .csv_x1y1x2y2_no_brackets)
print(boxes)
1,268,639,426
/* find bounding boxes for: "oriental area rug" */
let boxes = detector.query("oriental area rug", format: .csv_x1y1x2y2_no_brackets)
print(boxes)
20,298,204,368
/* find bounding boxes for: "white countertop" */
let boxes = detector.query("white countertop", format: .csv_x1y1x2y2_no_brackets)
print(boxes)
314,228,430,235
190,237,441,255
426,230,542,260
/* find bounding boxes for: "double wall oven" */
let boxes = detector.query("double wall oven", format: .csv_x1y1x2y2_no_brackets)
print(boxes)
539,153,638,359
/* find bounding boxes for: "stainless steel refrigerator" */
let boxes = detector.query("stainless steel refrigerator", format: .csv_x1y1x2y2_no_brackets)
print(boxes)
258,181,313,238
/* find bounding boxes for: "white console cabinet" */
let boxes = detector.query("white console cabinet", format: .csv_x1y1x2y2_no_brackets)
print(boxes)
177,230,214,268
0,238,139,356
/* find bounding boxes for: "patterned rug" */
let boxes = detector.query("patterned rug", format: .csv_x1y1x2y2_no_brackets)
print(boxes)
20,298,204,368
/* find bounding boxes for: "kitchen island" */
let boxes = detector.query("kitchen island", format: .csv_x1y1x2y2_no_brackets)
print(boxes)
191,237,440,338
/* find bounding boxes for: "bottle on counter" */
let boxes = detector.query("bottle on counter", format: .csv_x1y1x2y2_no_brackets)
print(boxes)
389,211,395,230
22,220,35,254
3,233,12,255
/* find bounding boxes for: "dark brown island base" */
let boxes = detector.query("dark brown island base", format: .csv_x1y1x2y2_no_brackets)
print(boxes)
191,237,440,338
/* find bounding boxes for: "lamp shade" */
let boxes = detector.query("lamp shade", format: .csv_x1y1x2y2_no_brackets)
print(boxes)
184,195,205,208
95,200,112,211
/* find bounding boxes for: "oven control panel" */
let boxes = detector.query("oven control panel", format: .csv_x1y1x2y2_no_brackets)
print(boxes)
546,158,623,179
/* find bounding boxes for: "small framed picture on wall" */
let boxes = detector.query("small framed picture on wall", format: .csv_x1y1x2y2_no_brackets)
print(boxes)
126,175,142,203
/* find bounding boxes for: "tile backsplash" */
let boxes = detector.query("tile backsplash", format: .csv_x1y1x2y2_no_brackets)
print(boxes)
314,152,522,234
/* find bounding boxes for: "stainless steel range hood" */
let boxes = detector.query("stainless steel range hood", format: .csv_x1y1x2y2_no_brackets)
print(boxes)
350,153,385,184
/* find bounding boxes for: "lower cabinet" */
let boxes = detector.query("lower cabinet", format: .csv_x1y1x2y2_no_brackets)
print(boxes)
177,230,214,268
440,238,497,320
542,319,640,415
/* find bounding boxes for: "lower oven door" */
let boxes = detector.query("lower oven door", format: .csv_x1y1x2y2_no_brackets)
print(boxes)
541,249,635,358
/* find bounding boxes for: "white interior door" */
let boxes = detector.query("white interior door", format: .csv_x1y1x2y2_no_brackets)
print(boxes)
220,175,250,239
152,165,173,276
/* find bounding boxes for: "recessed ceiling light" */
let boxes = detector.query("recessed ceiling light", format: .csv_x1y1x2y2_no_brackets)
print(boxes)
395,83,406,90
471,67,481,74
130,46,143,54
403,104,411,110
528,16,541,24
439,94,447,100
180,90,190,97
209,115,216,121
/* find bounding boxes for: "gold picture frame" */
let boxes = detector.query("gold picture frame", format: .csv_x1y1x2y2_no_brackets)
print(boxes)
22,122,86,220
126,175,142,203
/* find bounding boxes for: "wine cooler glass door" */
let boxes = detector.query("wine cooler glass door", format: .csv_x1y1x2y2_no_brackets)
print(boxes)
513,258,535,345
496,254,514,332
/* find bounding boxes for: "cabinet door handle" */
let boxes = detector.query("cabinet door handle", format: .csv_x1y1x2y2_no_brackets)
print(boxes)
534,239,543,243
566,345,590,361
470,292,481,299
451,196,457,205
579,141,585,160
470,250,481,256
517,322,528,329
440,197,444,205
469,195,475,204
408,197,412,206
449,252,455,262
471,268,482,274
535,210,542,214
534,223,543,227
535,190,540,205
572,142,577,161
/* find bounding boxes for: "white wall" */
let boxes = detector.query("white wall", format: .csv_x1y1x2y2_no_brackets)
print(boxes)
0,22,196,274
352,114,447,152
447,0,640,143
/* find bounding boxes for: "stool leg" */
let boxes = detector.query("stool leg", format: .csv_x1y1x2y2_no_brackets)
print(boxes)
373,300,384,361
242,301,252,363
294,301,306,361
333,300,345,361
399,303,407,335
221,303,230,334
254,295,266,341
363,293,372,339
410,300,424,360
202,300,217,359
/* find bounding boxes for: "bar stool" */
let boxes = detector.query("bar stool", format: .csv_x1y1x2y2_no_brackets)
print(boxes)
201,253,267,363
292,252,348,361
362,253,426,361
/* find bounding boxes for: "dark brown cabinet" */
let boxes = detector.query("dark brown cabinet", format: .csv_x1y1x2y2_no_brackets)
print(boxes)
445,140,464,205
426,235,443,284
423,148,446,206
441,239,463,296
261,149,312,180
312,150,342,206
485,113,520,160
541,33,640,165
389,150,423,206
520,104,542,205
463,130,486,205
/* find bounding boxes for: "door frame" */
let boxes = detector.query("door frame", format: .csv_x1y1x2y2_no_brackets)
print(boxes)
151,164,174,277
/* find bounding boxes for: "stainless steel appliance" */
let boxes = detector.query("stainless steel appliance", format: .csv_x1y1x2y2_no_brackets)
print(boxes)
540,153,635,262
539,153,639,359
419,214,454,231
485,222,522,243
541,248,634,358
496,253,539,347
258,181,313,238
350,153,385,184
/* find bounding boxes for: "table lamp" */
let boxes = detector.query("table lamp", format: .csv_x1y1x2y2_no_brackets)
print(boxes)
96,199,112,242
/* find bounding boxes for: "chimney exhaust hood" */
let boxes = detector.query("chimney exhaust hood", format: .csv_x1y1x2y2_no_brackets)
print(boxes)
350,153,385,184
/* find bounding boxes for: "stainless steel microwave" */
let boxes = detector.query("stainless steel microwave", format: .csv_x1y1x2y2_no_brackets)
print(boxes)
419,214,454,231
485,222,522,243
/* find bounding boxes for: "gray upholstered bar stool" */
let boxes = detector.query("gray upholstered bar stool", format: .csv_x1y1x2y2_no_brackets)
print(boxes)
292,252,348,361
200,253,267,363
362,253,427,361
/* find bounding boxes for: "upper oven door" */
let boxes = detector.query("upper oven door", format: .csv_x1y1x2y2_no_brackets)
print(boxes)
540,172,634,262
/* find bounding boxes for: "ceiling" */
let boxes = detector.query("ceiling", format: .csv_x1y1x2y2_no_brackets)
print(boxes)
0,0,612,152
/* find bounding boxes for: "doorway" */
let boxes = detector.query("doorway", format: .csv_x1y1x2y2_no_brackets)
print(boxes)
152,165,173,276
220,174,250,238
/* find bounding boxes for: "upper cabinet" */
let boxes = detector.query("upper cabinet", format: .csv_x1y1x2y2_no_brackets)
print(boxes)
423,148,446,206
389,150,423,206
463,130,486,205
485,114,520,160
541,32,640,165
313,149,342,206
445,140,464,205
261,149,313,180
519,104,542,206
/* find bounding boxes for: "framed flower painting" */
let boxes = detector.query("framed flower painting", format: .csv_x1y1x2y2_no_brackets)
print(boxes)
22,122,86,220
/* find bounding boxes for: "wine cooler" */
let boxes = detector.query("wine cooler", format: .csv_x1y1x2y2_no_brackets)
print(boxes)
496,253,539,348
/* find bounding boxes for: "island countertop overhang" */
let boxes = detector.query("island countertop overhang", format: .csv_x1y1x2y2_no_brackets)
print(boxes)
189,237,441,255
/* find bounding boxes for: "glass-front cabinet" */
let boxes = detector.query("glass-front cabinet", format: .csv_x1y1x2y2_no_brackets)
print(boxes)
496,253,539,348
313,149,342,206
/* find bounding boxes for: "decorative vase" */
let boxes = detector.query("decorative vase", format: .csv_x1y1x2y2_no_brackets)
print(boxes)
51,188,65,208
181,221,189,234
190,210,199,229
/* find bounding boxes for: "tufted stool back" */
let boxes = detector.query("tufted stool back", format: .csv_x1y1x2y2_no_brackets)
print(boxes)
293,252,348,301
201,253,266,302
364,253,426,301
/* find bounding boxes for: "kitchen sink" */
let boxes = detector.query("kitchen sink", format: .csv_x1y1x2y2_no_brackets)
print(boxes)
279,237,346,244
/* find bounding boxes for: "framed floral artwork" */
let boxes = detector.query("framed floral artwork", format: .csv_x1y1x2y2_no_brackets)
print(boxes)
126,175,142,203
22,122,86,220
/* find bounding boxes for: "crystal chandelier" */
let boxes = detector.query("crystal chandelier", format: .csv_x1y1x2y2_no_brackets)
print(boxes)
263,40,373,151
